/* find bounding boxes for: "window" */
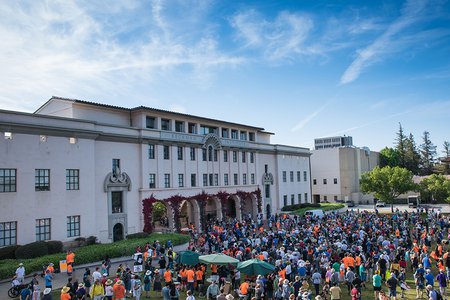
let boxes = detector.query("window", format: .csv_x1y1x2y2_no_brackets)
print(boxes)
304,171,307,181
191,174,196,187
178,174,184,187
290,171,294,182
224,174,229,186
243,174,247,185
0,221,17,246
304,193,308,202
149,174,156,188
200,125,217,135
265,164,268,173
265,184,270,198
297,171,301,182
242,152,246,163
240,131,247,140
4,132,12,140
35,169,50,191
163,145,170,159
161,119,171,131
251,173,255,185
164,174,171,188
214,174,219,186
298,194,302,203
249,132,255,141
188,122,197,134
190,147,196,161
250,152,254,163
202,148,207,161
203,174,208,186
36,218,51,241
233,151,237,163
175,121,184,133
233,173,238,185
67,216,80,237
66,169,79,190
112,191,123,213
148,144,155,159
291,194,295,205
324,196,328,201
221,128,229,138
323,179,327,185
231,130,238,139
334,178,338,184
146,116,156,129
283,195,287,207
209,174,213,186
214,149,218,162
0,169,16,192
223,150,228,162
313,179,317,185
112,159,120,175
282,171,287,183
208,146,213,161
334,196,338,201
177,146,183,160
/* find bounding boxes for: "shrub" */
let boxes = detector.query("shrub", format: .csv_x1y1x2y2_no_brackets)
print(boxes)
15,241,48,259
126,232,150,240
86,236,98,246
0,245,20,260
47,241,64,255
281,203,321,211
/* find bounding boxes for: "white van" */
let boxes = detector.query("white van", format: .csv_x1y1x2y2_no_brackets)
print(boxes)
304,209,324,218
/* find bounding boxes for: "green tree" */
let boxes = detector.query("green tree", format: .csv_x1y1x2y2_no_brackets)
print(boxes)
440,141,450,175
404,133,420,174
379,147,400,167
395,123,407,168
419,174,450,202
152,202,167,222
360,166,417,211
419,131,437,175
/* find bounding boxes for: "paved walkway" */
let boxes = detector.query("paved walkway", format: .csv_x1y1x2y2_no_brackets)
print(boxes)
0,242,189,297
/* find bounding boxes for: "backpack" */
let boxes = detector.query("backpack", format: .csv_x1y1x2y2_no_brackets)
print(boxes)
434,290,443,300
144,275,150,284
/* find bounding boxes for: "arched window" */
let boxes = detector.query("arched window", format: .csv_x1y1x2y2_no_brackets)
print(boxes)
208,145,214,161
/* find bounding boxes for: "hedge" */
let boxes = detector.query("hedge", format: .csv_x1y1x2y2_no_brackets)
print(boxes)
15,241,48,259
0,245,20,260
281,203,321,211
47,241,64,255
126,232,150,240
0,233,189,280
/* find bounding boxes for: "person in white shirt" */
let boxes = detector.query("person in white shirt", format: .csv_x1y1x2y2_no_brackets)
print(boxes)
15,263,25,284
92,267,102,283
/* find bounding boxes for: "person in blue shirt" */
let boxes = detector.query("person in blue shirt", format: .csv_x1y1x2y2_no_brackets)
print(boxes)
425,269,434,286
20,285,31,300
44,269,53,289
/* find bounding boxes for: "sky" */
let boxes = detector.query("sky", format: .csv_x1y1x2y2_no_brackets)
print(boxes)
0,0,449,153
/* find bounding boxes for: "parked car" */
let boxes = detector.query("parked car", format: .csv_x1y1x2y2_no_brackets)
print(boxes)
304,209,325,218
375,201,386,207
345,200,356,207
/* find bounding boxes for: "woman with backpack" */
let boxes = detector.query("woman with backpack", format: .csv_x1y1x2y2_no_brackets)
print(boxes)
143,270,152,298
132,274,142,300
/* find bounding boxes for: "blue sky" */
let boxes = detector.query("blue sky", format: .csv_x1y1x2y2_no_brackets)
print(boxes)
0,0,449,153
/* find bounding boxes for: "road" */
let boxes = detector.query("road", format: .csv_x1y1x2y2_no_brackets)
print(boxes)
0,242,189,298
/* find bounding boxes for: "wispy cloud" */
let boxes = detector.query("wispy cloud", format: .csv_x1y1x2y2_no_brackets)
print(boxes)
0,0,243,111
340,0,428,85
291,100,333,132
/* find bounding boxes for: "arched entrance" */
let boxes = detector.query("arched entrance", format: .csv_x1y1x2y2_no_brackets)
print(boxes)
113,223,124,242
266,204,271,219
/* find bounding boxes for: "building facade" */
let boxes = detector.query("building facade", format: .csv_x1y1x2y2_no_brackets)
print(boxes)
0,97,311,246
310,146,379,203
314,135,353,150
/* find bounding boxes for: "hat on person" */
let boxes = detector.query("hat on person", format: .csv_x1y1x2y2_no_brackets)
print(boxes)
103,273,108,276
426,285,433,291
146,270,151,276
226,295,234,300
19,263,23,267
419,264,423,268
43,288,51,295
61,286,71,294
105,279,113,286
78,283,85,288
116,280,123,285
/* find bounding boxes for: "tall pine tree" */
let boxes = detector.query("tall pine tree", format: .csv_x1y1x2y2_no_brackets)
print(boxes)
395,123,407,168
419,131,437,175
441,141,450,175
404,133,421,175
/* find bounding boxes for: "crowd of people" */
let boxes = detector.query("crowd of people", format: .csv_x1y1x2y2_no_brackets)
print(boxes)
11,207,450,300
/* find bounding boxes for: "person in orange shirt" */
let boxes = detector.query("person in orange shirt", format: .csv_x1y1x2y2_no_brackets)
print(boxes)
67,263,73,277
164,269,172,284
66,250,75,266
113,280,126,300
195,268,203,293
278,268,286,281
240,279,250,296
186,267,195,293
46,263,55,274
60,286,71,300
211,264,218,275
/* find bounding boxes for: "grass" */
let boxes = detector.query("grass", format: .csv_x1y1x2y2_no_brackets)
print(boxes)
293,202,345,215
0,233,190,281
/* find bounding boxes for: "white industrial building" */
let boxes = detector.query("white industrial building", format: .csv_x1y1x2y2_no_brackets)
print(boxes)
310,145,379,204
0,97,311,246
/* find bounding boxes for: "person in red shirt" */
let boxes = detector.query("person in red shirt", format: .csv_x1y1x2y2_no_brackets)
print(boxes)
113,280,126,300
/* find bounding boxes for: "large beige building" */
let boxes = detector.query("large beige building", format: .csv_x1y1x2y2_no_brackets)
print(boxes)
311,146,379,203
0,97,311,246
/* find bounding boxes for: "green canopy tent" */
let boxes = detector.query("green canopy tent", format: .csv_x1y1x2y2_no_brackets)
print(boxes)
237,259,276,276
198,253,239,266
175,250,200,266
